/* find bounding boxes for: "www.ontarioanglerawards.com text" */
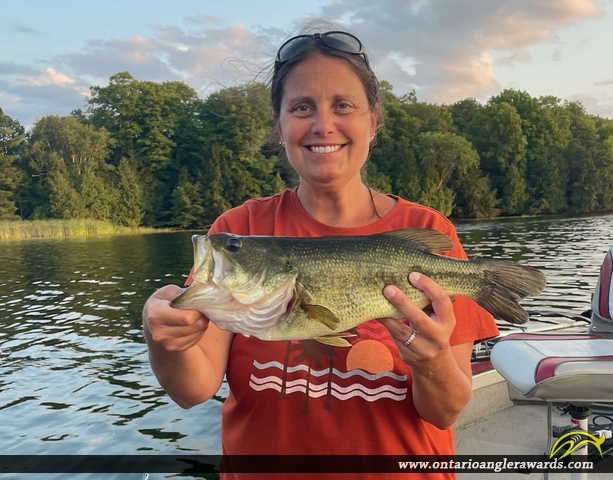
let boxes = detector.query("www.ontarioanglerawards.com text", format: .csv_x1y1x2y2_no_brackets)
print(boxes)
398,457,593,473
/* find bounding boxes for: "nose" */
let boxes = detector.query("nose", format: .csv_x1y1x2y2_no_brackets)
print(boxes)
311,108,335,137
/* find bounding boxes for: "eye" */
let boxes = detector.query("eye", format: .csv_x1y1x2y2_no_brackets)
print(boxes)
292,104,312,116
225,237,242,252
335,102,354,114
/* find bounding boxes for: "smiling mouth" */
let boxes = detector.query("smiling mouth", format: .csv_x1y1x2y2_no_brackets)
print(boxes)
308,145,343,154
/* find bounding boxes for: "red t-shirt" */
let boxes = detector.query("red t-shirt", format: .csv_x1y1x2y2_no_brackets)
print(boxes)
207,189,499,480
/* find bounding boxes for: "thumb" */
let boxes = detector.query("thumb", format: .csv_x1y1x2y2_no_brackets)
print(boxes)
154,284,186,301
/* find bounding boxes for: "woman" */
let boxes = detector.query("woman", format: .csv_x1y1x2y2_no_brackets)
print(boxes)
143,24,499,479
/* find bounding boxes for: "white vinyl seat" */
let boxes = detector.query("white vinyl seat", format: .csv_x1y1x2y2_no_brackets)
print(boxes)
492,244,613,401
490,246,613,480
491,332,613,403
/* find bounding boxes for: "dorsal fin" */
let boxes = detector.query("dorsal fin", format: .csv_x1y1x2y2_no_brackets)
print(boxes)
379,228,455,253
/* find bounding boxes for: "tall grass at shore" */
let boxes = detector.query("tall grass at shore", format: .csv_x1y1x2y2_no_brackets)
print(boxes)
0,219,158,239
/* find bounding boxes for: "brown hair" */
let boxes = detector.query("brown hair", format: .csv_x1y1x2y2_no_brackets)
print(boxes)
265,20,384,188
270,20,382,126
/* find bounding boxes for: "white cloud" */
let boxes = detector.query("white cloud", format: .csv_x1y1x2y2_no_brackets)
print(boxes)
569,92,613,118
320,0,603,104
1,0,610,126
20,67,75,87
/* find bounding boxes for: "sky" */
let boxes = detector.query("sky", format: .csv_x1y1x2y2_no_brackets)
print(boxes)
2,0,613,129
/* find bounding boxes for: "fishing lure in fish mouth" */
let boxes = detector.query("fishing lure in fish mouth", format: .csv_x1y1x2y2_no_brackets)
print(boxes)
171,228,547,346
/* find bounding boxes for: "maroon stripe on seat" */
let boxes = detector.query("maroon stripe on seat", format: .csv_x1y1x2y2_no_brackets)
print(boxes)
500,333,605,342
535,356,613,383
598,250,613,319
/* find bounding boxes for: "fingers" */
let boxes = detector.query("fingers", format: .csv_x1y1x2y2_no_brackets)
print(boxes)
384,273,454,329
383,283,424,330
380,273,456,364
153,284,185,301
407,272,454,324
378,317,417,346
143,285,210,352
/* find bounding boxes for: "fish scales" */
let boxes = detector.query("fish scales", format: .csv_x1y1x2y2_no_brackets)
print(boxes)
171,228,547,345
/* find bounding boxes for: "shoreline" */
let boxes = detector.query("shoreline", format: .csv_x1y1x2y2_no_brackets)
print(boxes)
0,219,166,240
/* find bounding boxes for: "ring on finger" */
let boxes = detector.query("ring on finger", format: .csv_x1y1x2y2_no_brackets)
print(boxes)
403,328,418,347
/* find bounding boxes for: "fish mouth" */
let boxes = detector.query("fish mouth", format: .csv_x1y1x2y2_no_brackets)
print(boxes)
191,235,216,284
170,281,215,308
170,233,299,336
171,274,298,336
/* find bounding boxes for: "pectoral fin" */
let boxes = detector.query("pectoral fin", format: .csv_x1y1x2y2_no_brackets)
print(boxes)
295,281,315,303
302,304,341,330
315,335,353,347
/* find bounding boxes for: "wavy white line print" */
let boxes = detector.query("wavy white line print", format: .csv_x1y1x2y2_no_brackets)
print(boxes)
250,360,408,402
354,323,398,349
253,360,406,381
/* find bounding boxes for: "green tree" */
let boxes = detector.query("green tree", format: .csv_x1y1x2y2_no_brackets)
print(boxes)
414,131,481,216
450,98,483,135
363,159,392,193
451,169,498,219
87,73,202,225
490,90,570,214
171,167,205,228
80,170,117,220
48,165,85,218
466,102,528,215
20,115,113,219
88,72,199,170
370,83,422,200
198,83,284,207
404,101,454,134
594,117,613,211
113,156,145,227
199,144,232,225
0,109,24,219
563,102,613,212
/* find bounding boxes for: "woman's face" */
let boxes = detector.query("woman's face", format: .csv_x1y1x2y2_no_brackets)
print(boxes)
275,54,377,191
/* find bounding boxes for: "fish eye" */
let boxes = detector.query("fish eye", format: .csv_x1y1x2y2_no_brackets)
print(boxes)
225,237,242,252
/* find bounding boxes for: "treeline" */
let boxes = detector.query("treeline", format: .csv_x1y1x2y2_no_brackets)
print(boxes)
1,71,612,227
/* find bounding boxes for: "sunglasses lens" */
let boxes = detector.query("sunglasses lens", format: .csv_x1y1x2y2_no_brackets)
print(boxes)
275,32,366,71
321,32,362,54
277,36,313,63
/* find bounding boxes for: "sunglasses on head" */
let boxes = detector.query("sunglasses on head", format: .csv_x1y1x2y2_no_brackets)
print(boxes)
275,31,369,71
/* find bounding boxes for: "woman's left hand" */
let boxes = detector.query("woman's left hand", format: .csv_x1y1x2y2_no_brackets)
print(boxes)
378,272,456,366
379,272,473,428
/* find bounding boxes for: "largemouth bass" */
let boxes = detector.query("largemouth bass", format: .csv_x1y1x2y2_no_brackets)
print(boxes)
171,228,546,346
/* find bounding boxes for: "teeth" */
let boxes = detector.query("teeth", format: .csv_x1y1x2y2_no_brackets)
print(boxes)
309,145,341,154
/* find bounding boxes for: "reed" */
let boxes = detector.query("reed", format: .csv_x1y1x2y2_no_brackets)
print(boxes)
0,219,158,239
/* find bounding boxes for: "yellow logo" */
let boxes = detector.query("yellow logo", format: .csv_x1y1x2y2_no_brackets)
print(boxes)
550,431,606,459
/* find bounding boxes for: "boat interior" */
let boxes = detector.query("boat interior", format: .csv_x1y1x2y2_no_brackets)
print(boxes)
456,250,613,479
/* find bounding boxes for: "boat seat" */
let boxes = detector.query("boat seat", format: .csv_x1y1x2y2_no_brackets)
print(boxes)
492,244,613,402
491,332,613,402
490,247,613,479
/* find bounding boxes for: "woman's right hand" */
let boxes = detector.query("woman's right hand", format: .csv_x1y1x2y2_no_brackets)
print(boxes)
142,284,210,352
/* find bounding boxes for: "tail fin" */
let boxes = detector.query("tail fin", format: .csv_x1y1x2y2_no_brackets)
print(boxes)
474,261,547,324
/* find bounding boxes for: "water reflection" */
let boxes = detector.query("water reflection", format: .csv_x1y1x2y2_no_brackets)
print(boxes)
0,232,225,476
0,215,611,478
456,214,612,313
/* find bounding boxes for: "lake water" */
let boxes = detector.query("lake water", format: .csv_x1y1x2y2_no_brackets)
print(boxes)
1,213,612,479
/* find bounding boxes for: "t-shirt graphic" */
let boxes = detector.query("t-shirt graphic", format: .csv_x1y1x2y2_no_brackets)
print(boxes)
248,320,408,413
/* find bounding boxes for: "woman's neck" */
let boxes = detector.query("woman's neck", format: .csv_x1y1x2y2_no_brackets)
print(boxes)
295,181,395,228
